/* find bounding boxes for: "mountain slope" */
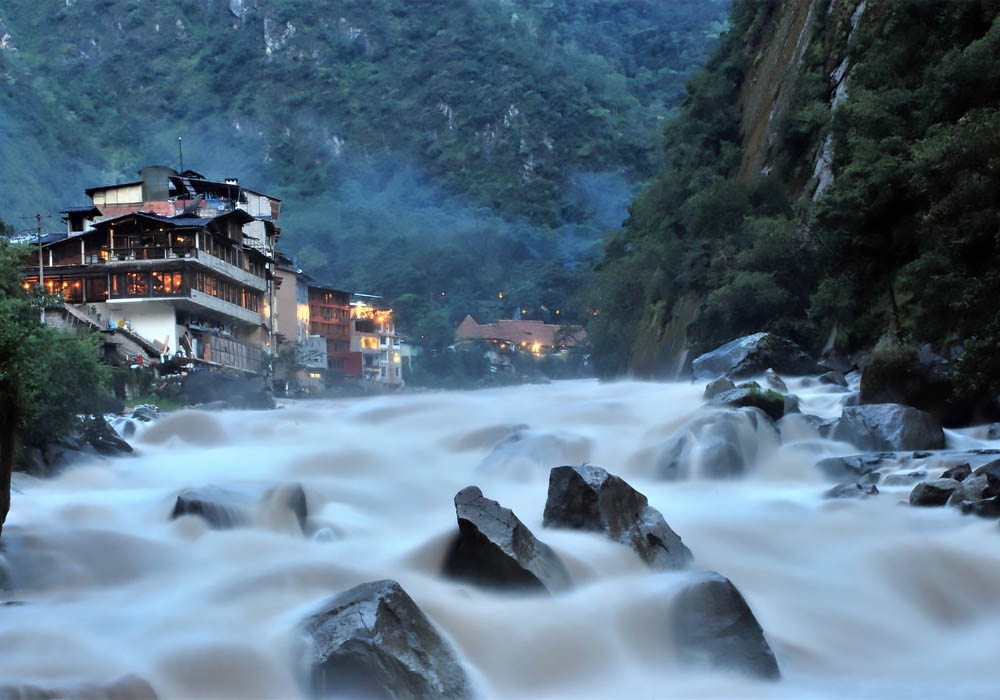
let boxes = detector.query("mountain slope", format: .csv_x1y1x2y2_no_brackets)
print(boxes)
0,0,727,325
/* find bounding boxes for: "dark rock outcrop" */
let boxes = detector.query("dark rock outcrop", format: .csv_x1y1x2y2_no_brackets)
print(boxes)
691,333,819,380
708,385,790,421
824,482,879,499
818,371,848,388
0,675,157,699
703,376,735,400
940,463,971,482
443,486,570,593
181,370,275,410
909,479,962,506
542,465,692,570
171,483,308,532
831,404,945,452
814,453,894,481
657,408,778,480
298,579,471,700
973,459,1000,498
14,416,133,477
763,369,787,393
669,572,780,679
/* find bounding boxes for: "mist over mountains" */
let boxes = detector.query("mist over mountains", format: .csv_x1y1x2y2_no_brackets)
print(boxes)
0,0,727,322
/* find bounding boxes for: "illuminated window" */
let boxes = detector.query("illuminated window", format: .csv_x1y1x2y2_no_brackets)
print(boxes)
126,273,147,295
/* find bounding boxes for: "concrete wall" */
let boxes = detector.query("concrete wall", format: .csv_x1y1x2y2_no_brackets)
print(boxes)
106,300,177,353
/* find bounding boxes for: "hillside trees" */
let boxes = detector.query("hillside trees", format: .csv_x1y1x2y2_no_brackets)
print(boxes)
0,240,108,539
589,0,1000,405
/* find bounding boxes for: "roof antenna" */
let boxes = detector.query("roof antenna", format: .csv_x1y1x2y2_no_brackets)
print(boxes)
178,136,184,173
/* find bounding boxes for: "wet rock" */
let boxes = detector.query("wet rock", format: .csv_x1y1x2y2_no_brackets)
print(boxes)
824,482,879,499
131,404,160,422
669,571,780,680
298,579,472,699
972,459,1000,498
703,376,735,400
0,675,158,699
14,417,133,477
443,486,570,593
959,497,1000,518
171,483,308,532
813,453,895,481
831,404,945,452
940,463,971,482
909,479,962,506
691,332,819,380
818,371,848,388
764,369,787,393
987,423,1000,440
708,387,788,421
475,428,590,477
883,470,928,487
947,474,990,506
656,408,778,480
542,465,692,570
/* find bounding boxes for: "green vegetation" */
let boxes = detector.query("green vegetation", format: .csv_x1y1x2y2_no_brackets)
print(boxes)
589,0,1000,412
0,0,728,334
0,233,109,538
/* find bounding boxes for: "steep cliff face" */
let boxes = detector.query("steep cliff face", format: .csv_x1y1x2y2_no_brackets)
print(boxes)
735,0,865,190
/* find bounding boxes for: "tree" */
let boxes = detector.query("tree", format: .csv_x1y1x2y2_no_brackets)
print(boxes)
1,241,109,540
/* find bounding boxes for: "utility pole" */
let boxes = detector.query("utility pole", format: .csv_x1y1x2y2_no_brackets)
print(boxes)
37,213,45,325
178,136,184,172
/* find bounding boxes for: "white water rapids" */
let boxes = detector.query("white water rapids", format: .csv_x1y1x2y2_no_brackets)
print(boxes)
3,378,1000,698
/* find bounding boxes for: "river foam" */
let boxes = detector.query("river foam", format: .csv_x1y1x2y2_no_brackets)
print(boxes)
3,378,1000,698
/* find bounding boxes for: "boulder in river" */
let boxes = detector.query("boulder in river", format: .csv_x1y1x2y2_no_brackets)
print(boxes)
298,579,472,699
702,375,735,400
830,404,945,452
707,385,791,421
443,486,571,593
543,465,692,570
657,408,779,480
669,571,780,679
691,333,819,380
171,483,308,533
973,458,1000,498
909,478,962,506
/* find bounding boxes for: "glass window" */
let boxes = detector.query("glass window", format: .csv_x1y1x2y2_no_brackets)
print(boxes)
126,272,147,296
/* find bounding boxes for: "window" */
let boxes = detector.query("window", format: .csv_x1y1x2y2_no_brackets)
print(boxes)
126,272,147,296
151,272,183,295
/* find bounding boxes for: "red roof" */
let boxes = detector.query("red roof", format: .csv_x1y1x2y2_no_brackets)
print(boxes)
455,315,586,348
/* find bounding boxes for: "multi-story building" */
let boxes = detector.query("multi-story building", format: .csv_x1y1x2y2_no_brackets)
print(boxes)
308,284,352,377
273,254,327,391
23,166,280,375
350,297,403,385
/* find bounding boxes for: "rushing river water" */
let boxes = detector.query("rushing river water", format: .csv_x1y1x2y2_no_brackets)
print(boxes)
3,377,1000,698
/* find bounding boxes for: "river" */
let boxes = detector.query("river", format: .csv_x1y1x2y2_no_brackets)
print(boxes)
2,377,1000,698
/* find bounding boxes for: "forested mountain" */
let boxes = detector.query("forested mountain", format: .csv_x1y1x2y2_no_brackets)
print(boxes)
590,0,1000,413
0,0,727,326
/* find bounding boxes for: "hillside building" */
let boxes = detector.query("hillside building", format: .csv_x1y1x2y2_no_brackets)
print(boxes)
351,298,403,385
23,166,280,375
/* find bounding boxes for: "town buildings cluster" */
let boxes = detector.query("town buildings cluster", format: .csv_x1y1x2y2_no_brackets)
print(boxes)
22,165,403,391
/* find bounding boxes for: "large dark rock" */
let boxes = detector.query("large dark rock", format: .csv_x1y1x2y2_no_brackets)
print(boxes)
973,459,1000,498
0,675,157,699
702,376,735,400
831,404,945,452
691,333,819,380
181,370,275,410
14,416,133,477
813,453,895,481
542,465,692,570
171,483,308,532
708,386,790,421
656,408,778,480
947,473,990,506
910,479,962,506
669,571,780,679
443,486,570,593
298,579,472,700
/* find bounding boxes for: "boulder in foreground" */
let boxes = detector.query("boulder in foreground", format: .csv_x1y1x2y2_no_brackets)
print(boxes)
670,571,780,680
443,486,571,593
543,465,692,569
298,579,471,699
